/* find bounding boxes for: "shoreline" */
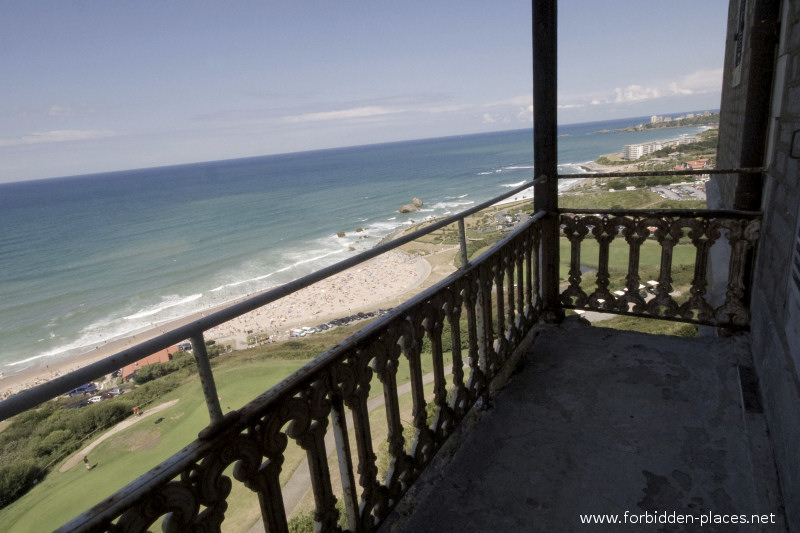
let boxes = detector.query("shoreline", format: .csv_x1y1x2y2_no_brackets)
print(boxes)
0,250,430,401
0,174,592,402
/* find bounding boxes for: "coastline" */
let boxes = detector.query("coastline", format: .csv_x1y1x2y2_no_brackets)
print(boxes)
0,157,644,402
0,250,430,401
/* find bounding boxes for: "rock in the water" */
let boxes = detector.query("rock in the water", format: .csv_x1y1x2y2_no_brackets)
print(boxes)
337,231,346,238
398,197,423,213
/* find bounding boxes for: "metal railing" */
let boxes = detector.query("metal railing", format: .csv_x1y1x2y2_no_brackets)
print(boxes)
0,181,536,425
54,204,545,533
554,168,763,328
2,168,765,532
559,208,761,327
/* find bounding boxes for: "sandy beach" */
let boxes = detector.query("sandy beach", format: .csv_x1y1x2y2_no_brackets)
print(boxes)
0,250,430,401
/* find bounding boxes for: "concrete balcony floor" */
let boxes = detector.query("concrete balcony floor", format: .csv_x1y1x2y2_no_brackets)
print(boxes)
381,318,787,532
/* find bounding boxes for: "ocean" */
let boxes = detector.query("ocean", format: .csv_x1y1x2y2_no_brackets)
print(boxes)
0,115,709,377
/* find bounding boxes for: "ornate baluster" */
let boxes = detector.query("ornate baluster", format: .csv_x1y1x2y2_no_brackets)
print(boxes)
327,366,360,533
462,276,485,402
422,299,451,441
443,285,467,421
285,381,338,532
399,315,435,475
647,217,680,318
714,218,760,326
116,479,199,533
256,410,291,533
559,214,589,307
476,263,496,381
493,256,508,361
372,326,410,504
524,226,534,318
504,249,517,344
678,218,716,322
339,346,385,528
531,223,542,314
619,216,647,313
587,216,617,310
514,237,525,331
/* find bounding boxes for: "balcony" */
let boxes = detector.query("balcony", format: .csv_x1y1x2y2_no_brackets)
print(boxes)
1,174,776,531
381,318,786,532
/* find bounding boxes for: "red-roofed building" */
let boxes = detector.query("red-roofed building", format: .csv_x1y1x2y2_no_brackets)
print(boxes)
122,346,178,382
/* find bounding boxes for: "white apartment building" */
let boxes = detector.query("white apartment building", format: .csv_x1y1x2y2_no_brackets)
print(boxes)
622,136,699,160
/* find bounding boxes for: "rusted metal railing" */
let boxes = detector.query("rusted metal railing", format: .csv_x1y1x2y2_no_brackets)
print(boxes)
54,211,545,533
0,180,536,425
559,208,761,327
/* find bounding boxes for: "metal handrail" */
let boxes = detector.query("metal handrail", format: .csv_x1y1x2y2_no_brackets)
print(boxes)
0,179,536,422
558,167,764,179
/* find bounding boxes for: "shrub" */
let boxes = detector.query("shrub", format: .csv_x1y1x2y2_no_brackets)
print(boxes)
0,459,43,509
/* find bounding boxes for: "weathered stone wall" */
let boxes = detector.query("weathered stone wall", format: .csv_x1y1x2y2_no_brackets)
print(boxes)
712,0,751,208
715,0,800,528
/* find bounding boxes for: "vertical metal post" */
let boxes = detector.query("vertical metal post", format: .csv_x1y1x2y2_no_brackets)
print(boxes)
533,0,561,320
458,218,470,269
190,334,224,425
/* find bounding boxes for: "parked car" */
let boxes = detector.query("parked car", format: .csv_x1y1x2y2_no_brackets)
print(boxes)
109,388,122,396
87,395,103,404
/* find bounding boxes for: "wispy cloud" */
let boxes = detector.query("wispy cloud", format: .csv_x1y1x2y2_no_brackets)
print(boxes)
558,68,723,111
0,130,115,147
284,106,396,123
614,85,661,103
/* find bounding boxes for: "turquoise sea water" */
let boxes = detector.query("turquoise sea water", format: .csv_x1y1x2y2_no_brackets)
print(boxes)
0,116,709,376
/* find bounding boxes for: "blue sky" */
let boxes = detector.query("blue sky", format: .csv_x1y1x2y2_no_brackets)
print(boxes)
1,1,728,182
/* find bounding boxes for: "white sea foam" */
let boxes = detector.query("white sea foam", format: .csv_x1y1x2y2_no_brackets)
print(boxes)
123,293,204,321
501,181,527,188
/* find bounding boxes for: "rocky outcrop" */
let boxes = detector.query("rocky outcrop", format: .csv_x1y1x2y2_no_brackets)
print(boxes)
398,197,424,213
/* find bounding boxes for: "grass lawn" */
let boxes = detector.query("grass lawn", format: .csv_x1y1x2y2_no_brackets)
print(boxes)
0,359,309,533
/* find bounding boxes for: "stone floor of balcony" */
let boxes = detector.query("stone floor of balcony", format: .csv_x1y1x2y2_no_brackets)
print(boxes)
380,317,788,532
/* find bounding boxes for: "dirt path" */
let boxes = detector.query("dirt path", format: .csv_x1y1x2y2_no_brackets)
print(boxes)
59,399,180,472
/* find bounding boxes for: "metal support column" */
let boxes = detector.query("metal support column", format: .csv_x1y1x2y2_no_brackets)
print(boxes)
533,0,562,321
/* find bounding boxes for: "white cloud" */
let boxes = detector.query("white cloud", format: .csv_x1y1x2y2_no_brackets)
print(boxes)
559,67,724,113
0,130,115,147
670,68,723,95
614,85,661,103
284,106,395,123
